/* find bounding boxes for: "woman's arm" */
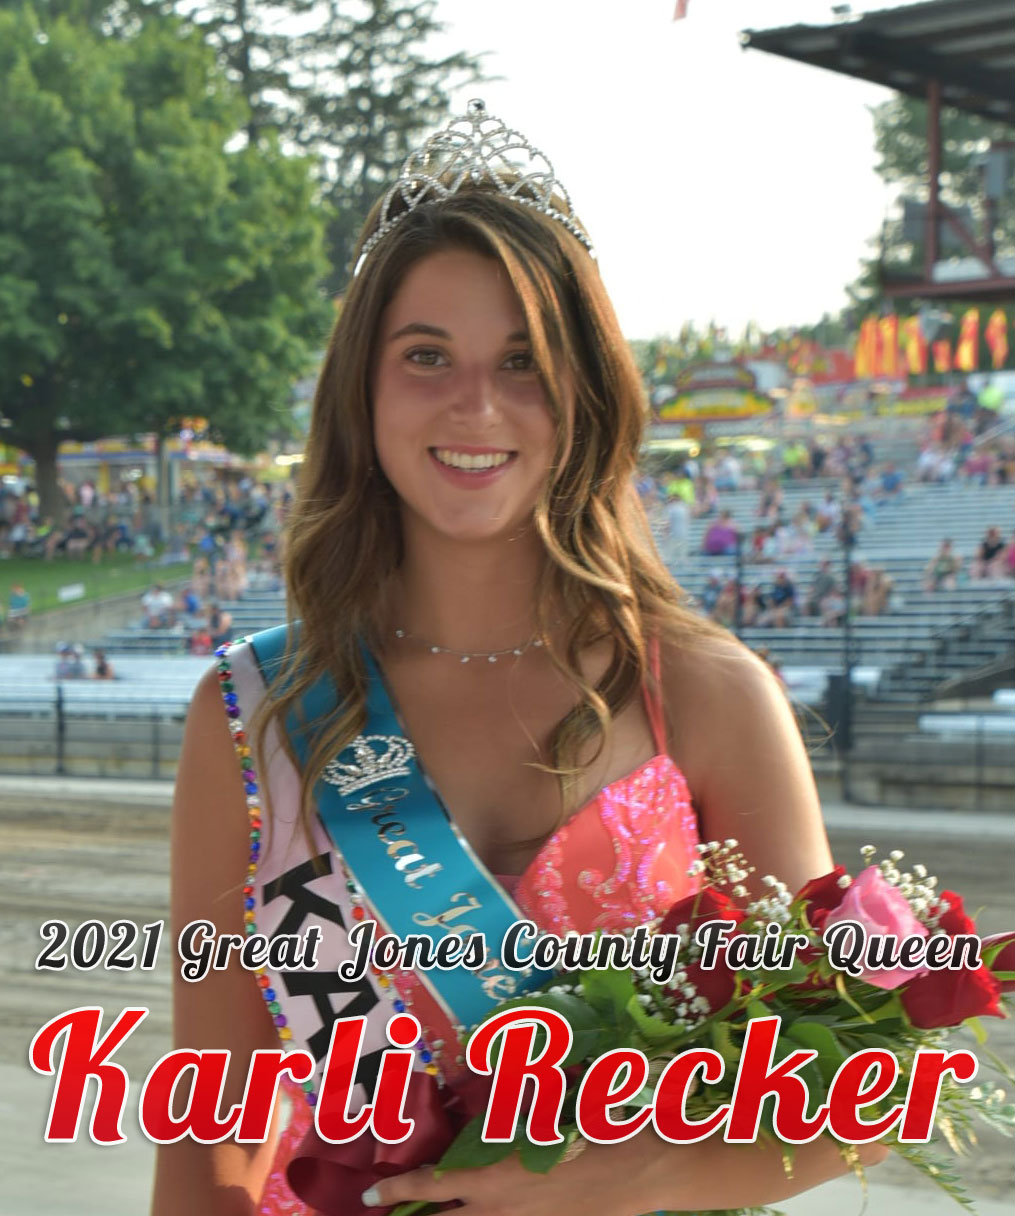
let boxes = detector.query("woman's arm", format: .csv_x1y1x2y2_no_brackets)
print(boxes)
150,666,281,1216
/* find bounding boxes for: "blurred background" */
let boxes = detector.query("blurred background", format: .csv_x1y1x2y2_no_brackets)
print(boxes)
1,1,1013,1212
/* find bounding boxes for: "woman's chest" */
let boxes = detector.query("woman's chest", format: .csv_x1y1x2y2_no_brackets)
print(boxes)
380,662,656,875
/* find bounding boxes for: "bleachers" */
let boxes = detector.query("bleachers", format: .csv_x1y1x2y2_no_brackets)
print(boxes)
11,477,1015,707
918,713,1015,737
75,477,1013,699
0,655,208,717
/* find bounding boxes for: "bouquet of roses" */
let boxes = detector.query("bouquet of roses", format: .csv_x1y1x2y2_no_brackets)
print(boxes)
395,842,1015,1216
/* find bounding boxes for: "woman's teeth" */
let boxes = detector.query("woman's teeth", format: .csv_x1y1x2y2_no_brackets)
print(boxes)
433,449,512,471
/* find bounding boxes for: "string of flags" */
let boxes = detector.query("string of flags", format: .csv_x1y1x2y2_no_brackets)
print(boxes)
854,308,1011,378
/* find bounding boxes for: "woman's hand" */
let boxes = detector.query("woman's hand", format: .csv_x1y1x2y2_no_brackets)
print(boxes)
362,1140,650,1216
364,1131,888,1216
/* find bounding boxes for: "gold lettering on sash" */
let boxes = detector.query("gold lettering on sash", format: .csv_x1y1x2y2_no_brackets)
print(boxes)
412,891,482,934
345,787,443,888
479,967,519,1000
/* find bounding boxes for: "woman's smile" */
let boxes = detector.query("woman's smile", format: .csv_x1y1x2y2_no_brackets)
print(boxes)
428,445,519,487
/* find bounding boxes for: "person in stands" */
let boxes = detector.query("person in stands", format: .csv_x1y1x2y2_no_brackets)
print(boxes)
701,508,739,556
971,526,1007,580
924,539,963,592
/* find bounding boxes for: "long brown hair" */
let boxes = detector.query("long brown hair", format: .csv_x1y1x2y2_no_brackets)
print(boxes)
253,178,732,830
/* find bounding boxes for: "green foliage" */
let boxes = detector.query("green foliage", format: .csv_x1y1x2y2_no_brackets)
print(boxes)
0,4,331,515
167,0,486,289
854,95,1015,309
872,95,1014,217
1,552,190,613
292,0,486,288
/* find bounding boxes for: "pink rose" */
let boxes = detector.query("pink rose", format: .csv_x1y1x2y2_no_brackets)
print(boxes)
823,866,929,990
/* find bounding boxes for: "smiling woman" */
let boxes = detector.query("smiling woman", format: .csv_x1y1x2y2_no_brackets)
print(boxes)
155,100,878,1216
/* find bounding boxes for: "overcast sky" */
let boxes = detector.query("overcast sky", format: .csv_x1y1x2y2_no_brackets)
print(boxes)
428,1,922,341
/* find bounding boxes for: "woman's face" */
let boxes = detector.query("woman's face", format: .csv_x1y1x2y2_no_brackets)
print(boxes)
372,248,565,546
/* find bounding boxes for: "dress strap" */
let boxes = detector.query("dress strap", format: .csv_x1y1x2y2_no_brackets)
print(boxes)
641,635,668,755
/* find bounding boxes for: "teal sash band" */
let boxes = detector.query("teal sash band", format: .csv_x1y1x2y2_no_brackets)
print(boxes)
248,624,551,1030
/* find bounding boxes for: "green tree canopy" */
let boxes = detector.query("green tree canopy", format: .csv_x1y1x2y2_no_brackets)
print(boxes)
168,0,485,289
0,5,331,517
852,95,1015,310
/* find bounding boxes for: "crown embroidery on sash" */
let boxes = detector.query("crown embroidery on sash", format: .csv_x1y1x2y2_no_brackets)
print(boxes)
323,734,415,796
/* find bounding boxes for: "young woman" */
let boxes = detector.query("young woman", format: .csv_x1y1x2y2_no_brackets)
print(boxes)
154,101,883,1215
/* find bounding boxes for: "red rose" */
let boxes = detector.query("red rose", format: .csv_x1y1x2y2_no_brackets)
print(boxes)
660,887,745,1016
983,931,1015,994
934,890,976,937
677,957,739,1013
796,866,849,931
901,963,1003,1029
659,887,745,938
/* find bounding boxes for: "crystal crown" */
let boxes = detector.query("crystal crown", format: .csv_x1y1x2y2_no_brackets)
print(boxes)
353,98,594,275
322,734,416,797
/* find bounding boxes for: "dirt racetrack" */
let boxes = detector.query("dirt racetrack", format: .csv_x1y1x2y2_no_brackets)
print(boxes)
1,777,1013,1214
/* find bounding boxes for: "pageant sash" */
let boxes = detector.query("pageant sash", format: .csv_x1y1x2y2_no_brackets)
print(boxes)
249,624,552,1031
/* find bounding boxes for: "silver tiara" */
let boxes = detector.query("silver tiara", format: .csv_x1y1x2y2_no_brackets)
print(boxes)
352,98,594,276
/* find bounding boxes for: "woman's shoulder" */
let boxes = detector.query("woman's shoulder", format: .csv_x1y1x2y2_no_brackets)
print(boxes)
656,628,790,772
656,625,831,886
665,622,778,685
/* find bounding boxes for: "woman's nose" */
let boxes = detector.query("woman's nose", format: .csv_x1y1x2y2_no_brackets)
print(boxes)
449,366,499,421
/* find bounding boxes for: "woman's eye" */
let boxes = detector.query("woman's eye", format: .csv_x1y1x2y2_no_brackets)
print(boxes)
504,351,536,371
406,348,445,366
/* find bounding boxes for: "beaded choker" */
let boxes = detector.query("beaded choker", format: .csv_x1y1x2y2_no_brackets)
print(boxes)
393,627,544,664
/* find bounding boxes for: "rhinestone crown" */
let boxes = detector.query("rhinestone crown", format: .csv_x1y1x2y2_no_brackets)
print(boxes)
322,734,416,796
353,98,594,276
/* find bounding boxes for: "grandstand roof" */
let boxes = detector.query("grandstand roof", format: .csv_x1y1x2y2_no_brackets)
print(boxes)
741,1,1015,127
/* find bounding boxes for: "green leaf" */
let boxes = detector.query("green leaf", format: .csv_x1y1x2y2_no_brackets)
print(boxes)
433,1113,516,1174
964,1016,987,1046
784,1020,848,1086
518,1132,576,1174
625,995,688,1049
540,993,613,1066
468,991,611,1068
579,966,637,1021
709,1019,743,1066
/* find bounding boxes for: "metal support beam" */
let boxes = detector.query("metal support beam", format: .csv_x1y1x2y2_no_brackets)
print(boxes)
926,78,941,282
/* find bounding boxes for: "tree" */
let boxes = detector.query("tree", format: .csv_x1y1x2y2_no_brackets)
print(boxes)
852,95,1015,309
0,5,331,518
872,94,1015,225
291,0,485,288
169,0,485,289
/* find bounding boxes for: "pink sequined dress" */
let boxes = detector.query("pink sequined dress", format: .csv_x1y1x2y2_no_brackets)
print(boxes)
224,641,701,1214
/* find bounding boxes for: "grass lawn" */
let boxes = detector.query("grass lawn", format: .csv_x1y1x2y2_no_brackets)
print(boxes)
1,554,191,615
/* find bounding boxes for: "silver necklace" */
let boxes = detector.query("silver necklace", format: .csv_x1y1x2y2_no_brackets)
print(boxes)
393,628,544,664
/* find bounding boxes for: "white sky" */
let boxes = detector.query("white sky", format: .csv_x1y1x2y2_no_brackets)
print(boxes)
429,0,919,341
